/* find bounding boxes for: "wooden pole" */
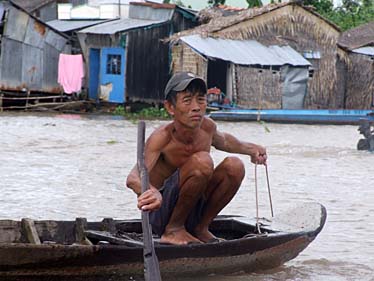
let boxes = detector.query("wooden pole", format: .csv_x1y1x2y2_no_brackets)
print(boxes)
137,121,162,281
257,69,263,121
25,90,30,111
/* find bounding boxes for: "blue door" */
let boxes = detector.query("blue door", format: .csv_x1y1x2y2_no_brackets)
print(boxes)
100,47,125,103
89,48,100,100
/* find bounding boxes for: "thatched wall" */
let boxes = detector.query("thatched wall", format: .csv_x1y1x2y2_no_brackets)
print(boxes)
235,66,282,109
345,54,374,109
213,5,344,109
171,43,208,80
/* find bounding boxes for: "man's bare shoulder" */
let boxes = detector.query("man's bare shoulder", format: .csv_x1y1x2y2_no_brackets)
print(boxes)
201,116,217,134
147,123,173,150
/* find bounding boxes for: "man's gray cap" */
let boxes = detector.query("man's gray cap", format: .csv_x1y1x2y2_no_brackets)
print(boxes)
164,72,207,99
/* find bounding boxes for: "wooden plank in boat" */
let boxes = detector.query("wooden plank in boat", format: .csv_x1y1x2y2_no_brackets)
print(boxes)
85,230,143,247
21,218,41,244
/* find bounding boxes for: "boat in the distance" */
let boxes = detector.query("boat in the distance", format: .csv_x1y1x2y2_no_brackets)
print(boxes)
0,202,326,280
209,109,374,125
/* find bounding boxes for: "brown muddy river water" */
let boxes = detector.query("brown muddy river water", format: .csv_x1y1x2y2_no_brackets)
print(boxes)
0,112,373,281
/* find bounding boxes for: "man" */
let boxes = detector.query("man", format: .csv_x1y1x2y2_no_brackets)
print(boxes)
357,119,374,151
126,72,267,245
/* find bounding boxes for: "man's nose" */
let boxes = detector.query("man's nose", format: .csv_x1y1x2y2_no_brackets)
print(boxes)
191,98,200,111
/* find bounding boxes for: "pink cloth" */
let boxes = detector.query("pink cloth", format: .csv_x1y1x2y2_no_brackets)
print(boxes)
58,54,84,94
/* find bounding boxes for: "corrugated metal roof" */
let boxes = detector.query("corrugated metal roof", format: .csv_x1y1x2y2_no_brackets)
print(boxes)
129,4,174,21
352,46,374,56
46,19,113,32
268,45,311,66
180,35,311,66
77,17,166,34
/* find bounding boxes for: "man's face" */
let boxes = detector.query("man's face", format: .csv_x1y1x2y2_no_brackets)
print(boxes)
166,90,207,129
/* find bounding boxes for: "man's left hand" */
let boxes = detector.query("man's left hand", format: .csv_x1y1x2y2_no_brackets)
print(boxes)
250,145,267,165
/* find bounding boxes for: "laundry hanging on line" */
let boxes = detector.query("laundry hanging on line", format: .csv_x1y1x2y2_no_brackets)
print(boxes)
58,54,85,94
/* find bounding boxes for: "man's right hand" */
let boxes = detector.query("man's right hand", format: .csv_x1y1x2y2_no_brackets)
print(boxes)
137,186,162,211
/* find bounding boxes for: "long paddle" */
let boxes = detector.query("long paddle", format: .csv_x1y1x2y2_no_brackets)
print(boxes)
137,121,162,281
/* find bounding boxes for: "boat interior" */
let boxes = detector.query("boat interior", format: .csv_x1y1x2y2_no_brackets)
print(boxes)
0,216,275,246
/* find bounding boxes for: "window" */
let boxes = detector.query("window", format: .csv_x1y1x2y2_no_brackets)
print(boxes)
303,50,321,59
106,54,121,75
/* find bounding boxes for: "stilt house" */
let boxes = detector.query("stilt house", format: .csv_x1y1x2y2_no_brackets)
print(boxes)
77,2,198,104
0,1,70,95
339,21,374,109
170,2,347,110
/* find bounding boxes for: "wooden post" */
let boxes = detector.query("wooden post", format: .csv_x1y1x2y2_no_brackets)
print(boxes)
102,218,116,233
21,218,41,244
0,94,3,112
75,218,93,245
25,90,31,111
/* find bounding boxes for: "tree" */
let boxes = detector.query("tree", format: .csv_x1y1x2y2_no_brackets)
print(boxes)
304,0,374,30
163,0,186,7
303,0,334,13
208,0,226,6
246,0,263,8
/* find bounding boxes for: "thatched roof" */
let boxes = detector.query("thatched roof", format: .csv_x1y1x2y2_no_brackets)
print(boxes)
169,2,341,43
10,0,60,12
338,21,374,50
198,5,245,24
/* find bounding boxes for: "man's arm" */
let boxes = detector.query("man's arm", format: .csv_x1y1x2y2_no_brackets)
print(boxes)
211,122,267,164
126,126,169,210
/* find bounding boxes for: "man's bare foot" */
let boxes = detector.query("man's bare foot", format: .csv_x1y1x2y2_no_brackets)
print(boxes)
161,227,202,245
193,227,217,243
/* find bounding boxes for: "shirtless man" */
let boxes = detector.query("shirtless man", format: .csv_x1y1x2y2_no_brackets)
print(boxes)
126,72,267,245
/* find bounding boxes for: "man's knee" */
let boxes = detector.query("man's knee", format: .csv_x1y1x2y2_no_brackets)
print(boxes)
188,151,214,178
222,156,245,180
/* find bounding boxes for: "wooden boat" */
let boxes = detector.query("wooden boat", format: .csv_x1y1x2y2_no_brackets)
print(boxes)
0,202,326,280
209,109,374,125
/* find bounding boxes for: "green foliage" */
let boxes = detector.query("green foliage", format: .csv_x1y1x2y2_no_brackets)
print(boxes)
305,0,374,31
113,105,126,115
163,0,186,6
208,0,226,7
246,0,263,8
174,0,186,7
113,106,171,121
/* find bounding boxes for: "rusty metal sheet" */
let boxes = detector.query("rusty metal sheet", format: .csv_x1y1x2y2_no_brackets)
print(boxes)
42,43,61,92
0,38,23,89
45,30,68,52
4,6,29,42
22,44,43,89
24,17,46,48
0,37,61,93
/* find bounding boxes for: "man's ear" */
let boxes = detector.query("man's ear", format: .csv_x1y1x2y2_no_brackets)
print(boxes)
164,100,175,117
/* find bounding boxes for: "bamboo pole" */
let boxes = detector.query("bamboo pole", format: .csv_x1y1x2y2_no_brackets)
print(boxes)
0,95,63,100
257,69,263,121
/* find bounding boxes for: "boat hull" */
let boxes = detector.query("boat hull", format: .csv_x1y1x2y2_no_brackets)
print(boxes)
209,109,374,125
0,203,327,280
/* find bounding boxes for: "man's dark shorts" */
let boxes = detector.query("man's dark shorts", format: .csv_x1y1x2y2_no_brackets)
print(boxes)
149,170,206,237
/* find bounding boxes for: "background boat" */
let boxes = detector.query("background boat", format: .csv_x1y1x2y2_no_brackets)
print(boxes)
209,109,374,125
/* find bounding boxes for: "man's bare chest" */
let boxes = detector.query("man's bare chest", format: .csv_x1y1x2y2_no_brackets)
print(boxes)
161,138,211,168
